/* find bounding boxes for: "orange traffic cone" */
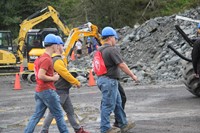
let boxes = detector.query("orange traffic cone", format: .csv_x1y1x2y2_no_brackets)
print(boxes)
71,51,76,61
14,73,21,90
88,69,96,86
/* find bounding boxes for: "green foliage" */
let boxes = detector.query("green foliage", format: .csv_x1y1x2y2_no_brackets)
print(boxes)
158,0,191,15
1,0,200,38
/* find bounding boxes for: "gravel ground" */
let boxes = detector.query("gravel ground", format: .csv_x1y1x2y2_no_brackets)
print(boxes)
0,76,200,133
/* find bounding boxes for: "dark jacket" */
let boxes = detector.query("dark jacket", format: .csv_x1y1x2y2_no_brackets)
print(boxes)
52,55,79,94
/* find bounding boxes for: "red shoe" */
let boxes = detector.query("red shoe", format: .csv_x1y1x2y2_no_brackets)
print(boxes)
76,126,90,133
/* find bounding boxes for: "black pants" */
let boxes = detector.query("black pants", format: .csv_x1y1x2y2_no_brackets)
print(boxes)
118,82,126,109
114,82,127,126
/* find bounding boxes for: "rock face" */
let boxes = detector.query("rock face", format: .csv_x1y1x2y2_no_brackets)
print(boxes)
69,7,200,85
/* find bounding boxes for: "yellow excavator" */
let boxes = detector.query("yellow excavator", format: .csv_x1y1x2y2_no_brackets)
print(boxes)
25,22,103,83
0,30,19,73
19,5,70,63
0,6,70,74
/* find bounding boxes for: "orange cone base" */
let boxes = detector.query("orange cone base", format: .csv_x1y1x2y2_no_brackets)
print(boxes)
14,74,21,90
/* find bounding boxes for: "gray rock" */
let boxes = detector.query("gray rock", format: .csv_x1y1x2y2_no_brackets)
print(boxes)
69,7,200,85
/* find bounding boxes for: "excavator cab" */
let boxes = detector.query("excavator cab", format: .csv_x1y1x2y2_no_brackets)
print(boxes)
25,28,58,64
0,31,17,66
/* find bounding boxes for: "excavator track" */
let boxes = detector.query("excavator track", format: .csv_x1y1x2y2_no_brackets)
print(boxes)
0,65,20,75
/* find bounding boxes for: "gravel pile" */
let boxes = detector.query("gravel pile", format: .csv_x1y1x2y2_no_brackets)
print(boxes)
69,7,200,85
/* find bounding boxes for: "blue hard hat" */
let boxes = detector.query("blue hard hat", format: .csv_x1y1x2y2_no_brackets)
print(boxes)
198,23,200,29
56,36,64,45
101,26,118,39
44,34,59,46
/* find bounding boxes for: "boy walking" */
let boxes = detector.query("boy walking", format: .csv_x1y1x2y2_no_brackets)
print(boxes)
24,34,69,133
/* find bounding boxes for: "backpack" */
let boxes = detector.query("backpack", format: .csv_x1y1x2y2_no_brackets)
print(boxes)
92,46,109,76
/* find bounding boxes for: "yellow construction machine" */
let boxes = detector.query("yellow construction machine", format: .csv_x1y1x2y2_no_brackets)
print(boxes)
19,5,70,65
0,30,20,73
25,22,103,83
18,6,70,80
0,6,70,75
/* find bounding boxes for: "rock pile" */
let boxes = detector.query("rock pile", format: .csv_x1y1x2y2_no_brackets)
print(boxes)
69,7,200,85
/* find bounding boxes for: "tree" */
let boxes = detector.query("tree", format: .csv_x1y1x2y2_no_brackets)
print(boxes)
1,0,200,38
0,0,21,35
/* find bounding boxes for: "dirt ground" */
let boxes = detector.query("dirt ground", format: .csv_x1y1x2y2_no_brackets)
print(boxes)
0,75,200,133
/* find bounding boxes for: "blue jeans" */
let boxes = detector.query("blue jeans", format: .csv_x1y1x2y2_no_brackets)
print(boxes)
24,89,69,133
40,92,80,133
97,76,127,133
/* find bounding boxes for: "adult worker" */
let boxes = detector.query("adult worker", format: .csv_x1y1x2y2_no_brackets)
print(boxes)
24,34,69,133
96,27,138,133
40,36,90,133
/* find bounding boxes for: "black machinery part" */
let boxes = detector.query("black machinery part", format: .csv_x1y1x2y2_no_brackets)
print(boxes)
167,44,192,62
175,25,194,47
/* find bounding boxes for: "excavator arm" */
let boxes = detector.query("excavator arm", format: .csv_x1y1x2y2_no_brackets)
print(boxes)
18,6,70,63
63,22,103,65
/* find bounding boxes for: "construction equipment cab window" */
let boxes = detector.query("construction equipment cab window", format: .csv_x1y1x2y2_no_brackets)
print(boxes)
0,31,12,48
0,33,8,46
27,35,41,47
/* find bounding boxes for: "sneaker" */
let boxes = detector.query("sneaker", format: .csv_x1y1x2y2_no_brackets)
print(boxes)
76,126,90,133
120,121,136,133
106,127,121,133
113,122,120,128
39,130,48,133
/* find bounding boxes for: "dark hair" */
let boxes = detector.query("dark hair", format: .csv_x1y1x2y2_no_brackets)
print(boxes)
44,43,55,47
78,39,83,43
102,36,110,40
44,45,52,48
